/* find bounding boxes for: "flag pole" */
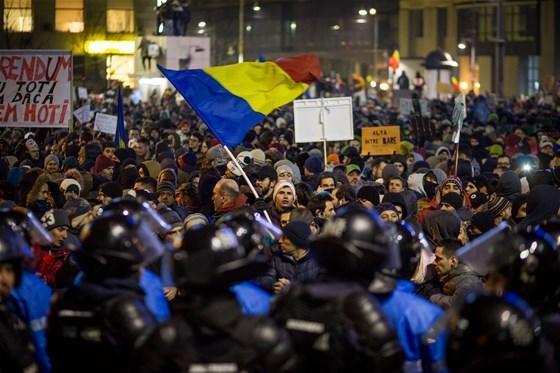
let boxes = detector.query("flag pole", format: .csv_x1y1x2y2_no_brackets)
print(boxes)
223,145,273,225
452,143,460,177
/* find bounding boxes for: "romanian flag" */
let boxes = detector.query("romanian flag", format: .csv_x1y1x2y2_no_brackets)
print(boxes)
115,88,128,149
158,54,321,147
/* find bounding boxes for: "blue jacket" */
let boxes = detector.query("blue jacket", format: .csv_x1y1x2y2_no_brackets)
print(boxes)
11,270,53,373
374,280,447,373
258,250,321,292
140,269,171,322
230,281,272,316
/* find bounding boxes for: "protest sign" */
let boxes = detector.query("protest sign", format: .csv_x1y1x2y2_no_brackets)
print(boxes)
361,126,401,156
77,87,88,100
0,50,72,128
73,104,91,124
94,113,117,134
293,97,354,143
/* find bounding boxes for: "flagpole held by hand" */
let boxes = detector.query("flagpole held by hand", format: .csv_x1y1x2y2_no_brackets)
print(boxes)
223,145,274,225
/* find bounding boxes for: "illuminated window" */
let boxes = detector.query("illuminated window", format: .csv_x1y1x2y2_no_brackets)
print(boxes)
107,55,135,87
107,9,135,32
3,0,33,32
56,0,84,33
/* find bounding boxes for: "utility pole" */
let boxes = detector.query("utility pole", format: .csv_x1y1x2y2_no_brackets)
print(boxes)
238,0,245,63
495,0,505,97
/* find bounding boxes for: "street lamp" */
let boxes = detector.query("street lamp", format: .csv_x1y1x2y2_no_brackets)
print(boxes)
358,9,368,16
458,40,476,92
252,2,261,11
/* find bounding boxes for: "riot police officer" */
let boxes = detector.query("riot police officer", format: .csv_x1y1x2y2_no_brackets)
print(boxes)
1,208,53,372
444,293,542,373
47,212,165,372
369,222,446,373
146,223,299,372
271,207,404,372
0,221,39,372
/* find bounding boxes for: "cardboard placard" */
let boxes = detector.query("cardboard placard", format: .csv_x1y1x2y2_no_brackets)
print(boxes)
94,113,117,134
0,50,73,128
77,87,88,100
361,126,401,156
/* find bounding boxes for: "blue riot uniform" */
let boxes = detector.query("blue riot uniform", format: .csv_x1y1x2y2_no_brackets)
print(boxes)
10,270,53,372
230,281,272,316
374,280,447,373
140,268,171,321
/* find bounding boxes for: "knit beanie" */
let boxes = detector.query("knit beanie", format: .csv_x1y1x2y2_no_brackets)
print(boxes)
92,155,114,176
283,220,312,248
357,185,380,206
157,180,176,195
99,181,123,199
44,154,60,169
487,196,512,217
273,181,296,202
62,156,79,171
468,192,488,209
440,192,463,210
304,156,324,174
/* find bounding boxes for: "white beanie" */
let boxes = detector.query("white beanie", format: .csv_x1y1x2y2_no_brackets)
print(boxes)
272,180,296,202
60,178,82,193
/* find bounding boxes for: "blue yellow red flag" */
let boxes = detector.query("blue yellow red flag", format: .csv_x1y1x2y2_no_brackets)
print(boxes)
115,88,128,149
158,54,321,147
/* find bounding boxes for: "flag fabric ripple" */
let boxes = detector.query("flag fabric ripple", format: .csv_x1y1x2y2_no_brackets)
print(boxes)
158,53,320,147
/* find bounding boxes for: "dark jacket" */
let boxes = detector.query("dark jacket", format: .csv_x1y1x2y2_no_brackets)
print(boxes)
496,170,522,202
258,250,321,292
429,264,483,309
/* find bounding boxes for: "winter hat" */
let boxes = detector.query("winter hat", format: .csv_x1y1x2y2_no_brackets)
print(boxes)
276,165,294,178
470,211,496,233
60,178,82,193
160,158,177,172
327,154,340,165
257,165,277,181
375,202,398,215
226,161,243,177
62,156,79,171
283,220,312,248
44,154,60,169
469,192,488,209
92,155,114,175
40,209,70,231
308,148,323,160
273,181,296,202
441,176,463,192
250,149,266,165
357,185,380,206
183,213,209,230
206,145,227,166
304,156,324,174
381,164,400,184
99,182,123,199
157,204,182,229
63,197,91,222
488,144,504,156
25,139,39,152
157,180,176,195
412,160,430,173
435,146,450,157
487,196,511,217
440,192,463,210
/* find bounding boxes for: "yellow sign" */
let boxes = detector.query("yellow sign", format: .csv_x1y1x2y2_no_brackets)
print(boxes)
361,126,401,156
84,40,135,55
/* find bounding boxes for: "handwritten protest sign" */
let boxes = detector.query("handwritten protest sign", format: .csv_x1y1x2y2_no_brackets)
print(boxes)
0,50,72,128
361,126,401,156
94,113,117,134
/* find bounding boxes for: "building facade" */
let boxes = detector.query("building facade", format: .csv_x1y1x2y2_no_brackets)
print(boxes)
399,0,559,97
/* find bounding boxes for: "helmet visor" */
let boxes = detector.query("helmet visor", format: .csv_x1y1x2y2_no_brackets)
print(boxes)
23,211,53,246
134,219,166,265
138,201,171,234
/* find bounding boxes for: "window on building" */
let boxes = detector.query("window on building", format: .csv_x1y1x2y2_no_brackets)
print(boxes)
437,8,447,49
477,6,496,42
3,0,33,32
505,5,536,42
527,55,539,95
107,1,135,33
409,9,423,38
56,0,84,33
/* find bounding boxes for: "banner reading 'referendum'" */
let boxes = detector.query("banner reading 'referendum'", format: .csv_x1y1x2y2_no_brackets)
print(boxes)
0,50,72,128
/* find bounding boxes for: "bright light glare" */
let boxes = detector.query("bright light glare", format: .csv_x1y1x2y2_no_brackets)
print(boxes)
290,22,297,31
198,21,206,28
369,8,377,15
459,81,469,90
356,18,367,24
458,43,467,50
379,82,389,91
246,24,252,31
358,9,368,16
331,24,340,30
253,3,261,11
370,81,377,88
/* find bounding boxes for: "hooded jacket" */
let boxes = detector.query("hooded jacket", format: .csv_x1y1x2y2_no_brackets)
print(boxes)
422,210,461,247
429,264,483,309
518,185,560,229
496,170,522,202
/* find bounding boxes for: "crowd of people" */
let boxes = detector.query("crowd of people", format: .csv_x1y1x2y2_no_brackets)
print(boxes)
1,75,560,372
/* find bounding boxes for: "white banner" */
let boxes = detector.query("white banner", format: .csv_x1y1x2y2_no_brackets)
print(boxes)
293,97,354,143
94,113,117,134
73,104,91,124
0,50,72,128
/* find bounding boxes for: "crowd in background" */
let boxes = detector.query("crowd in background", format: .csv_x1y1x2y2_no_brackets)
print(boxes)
1,72,560,371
